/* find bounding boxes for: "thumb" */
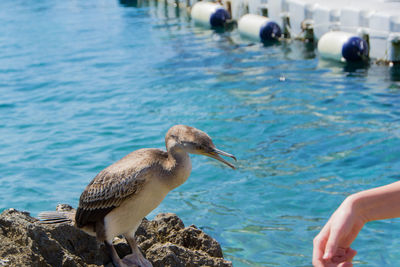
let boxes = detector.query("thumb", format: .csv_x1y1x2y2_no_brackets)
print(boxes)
323,229,340,260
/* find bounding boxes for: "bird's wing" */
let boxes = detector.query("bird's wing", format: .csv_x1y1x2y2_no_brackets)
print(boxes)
75,149,167,228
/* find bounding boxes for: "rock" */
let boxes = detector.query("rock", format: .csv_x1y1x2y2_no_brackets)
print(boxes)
0,207,232,267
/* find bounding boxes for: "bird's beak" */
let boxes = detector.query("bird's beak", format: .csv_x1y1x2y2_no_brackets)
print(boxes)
205,147,237,169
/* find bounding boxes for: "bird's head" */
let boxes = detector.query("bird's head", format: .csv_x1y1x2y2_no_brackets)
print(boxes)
165,125,236,169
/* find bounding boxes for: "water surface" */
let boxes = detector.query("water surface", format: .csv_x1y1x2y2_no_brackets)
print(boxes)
1,0,400,266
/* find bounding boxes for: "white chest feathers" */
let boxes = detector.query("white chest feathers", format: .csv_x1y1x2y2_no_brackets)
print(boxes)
103,178,169,241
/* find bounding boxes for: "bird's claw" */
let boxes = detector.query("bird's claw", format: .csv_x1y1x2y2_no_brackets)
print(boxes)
121,254,152,267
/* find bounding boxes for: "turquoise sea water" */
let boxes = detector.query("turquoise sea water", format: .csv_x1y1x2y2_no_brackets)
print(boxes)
1,0,400,266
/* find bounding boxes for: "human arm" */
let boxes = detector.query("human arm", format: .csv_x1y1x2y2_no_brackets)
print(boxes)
313,181,400,267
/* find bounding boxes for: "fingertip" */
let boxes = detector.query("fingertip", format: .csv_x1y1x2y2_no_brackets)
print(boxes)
322,251,332,260
348,248,357,260
323,235,339,260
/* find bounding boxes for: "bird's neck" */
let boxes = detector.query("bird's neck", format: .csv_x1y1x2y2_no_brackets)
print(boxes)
165,148,192,190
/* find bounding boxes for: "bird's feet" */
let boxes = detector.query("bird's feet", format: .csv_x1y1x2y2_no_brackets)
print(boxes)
121,253,152,267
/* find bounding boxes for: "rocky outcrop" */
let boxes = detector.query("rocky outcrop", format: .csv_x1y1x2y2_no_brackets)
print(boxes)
0,205,232,267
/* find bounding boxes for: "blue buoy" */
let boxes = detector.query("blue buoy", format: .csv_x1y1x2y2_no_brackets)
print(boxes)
191,2,230,28
238,14,282,43
318,31,369,63
342,37,369,62
259,21,282,42
210,8,230,28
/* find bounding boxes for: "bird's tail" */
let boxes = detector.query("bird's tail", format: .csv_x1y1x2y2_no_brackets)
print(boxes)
38,210,76,224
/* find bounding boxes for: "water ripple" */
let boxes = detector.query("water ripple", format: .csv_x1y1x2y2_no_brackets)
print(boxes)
1,0,400,266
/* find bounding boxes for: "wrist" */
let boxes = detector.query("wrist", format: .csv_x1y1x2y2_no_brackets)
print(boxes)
343,193,370,224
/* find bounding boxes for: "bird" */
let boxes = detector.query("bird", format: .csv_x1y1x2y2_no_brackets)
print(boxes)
38,125,236,267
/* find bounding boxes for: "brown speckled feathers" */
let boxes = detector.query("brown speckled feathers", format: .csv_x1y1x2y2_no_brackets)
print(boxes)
75,148,169,228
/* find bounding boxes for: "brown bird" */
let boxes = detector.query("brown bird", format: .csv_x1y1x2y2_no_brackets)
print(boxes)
39,125,236,267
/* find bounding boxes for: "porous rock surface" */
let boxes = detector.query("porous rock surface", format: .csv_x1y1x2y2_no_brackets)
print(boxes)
0,205,232,267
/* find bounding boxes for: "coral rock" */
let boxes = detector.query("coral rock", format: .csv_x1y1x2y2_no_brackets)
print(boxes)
0,207,232,267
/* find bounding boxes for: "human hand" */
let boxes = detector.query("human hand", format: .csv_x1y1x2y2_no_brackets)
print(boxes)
312,196,367,266
313,246,357,267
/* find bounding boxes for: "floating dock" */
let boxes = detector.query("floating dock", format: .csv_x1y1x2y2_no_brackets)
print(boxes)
186,0,400,64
